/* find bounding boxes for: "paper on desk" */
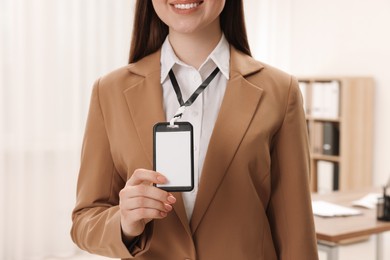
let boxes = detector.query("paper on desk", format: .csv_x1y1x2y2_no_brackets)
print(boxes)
312,200,362,217
351,193,382,209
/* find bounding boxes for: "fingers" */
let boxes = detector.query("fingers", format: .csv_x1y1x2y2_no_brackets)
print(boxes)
119,169,177,237
127,168,167,186
119,185,176,221
125,206,171,221
120,194,174,213
121,184,175,203
119,168,176,219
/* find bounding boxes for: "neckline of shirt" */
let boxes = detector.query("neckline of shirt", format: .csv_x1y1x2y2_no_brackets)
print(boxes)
160,34,230,84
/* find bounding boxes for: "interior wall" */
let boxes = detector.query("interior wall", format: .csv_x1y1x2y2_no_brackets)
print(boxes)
285,1,390,258
288,0,390,186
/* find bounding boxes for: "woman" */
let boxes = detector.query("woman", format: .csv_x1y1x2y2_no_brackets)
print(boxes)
71,0,319,259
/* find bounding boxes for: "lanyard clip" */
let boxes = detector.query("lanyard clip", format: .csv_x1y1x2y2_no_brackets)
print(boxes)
169,106,186,128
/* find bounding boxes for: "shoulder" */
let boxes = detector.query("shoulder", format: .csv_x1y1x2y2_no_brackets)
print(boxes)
248,60,295,92
250,61,298,99
230,47,295,91
252,60,300,105
97,65,140,89
256,62,293,85
94,50,161,95
231,49,300,108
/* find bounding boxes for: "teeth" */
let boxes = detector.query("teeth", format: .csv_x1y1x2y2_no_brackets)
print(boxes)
174,3,199,10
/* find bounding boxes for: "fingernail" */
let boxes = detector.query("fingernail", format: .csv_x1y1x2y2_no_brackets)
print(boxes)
160,211,167,217
167,195,176,203
164,204,172,211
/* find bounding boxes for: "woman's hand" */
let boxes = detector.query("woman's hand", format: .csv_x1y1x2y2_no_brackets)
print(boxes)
119,169,176,241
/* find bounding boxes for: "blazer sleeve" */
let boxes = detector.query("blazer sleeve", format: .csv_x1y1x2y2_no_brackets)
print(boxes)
267,77,319,259
70,79,152,258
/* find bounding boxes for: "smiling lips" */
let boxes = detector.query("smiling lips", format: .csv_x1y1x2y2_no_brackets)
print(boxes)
173,1,203,10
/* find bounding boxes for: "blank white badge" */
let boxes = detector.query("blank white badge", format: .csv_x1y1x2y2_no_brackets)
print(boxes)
154,122,194,191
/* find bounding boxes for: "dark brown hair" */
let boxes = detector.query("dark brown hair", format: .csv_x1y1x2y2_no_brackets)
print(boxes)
129,0,252,64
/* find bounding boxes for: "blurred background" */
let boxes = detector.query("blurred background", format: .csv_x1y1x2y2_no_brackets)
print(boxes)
0,0,389,259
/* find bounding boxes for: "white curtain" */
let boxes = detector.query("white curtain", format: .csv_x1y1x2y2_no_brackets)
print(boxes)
0,0,134,259
244,0,292,72
0,0,289,259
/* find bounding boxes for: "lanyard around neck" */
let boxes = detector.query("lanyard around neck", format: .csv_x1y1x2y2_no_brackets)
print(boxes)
169,67,220,108
168,67,220,127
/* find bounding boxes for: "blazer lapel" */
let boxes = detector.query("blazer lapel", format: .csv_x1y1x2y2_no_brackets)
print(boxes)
124,52,165,166
123,50,191,236
190,48,264,233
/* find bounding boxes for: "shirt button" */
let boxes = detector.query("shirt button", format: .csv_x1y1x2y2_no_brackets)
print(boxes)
194,146,198,151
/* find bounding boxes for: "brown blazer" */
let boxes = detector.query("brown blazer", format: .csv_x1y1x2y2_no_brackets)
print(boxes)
71,47,318,260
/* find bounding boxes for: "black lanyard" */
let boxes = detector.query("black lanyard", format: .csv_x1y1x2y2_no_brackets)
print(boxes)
168,67,220,107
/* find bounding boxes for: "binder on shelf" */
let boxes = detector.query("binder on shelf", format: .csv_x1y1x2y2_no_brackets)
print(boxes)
300,76,374,192
312,122,323,154
324,81,340,119
311,82,323,118
311,81,340,119
322,122,340,155
317,160,339,194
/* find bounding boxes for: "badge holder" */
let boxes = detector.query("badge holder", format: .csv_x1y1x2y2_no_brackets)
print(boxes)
152,67,220,192
169,106,186,128
153,110,194,192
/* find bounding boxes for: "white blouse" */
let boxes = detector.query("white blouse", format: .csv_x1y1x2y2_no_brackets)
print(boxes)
160,34,230,220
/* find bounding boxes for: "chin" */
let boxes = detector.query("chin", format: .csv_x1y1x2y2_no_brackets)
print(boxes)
170,21,206,35
171,26,198,34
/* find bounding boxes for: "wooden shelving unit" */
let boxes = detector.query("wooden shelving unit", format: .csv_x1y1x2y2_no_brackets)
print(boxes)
298,77,374,192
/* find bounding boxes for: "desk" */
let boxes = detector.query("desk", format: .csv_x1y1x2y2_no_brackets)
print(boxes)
312,188,390,260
